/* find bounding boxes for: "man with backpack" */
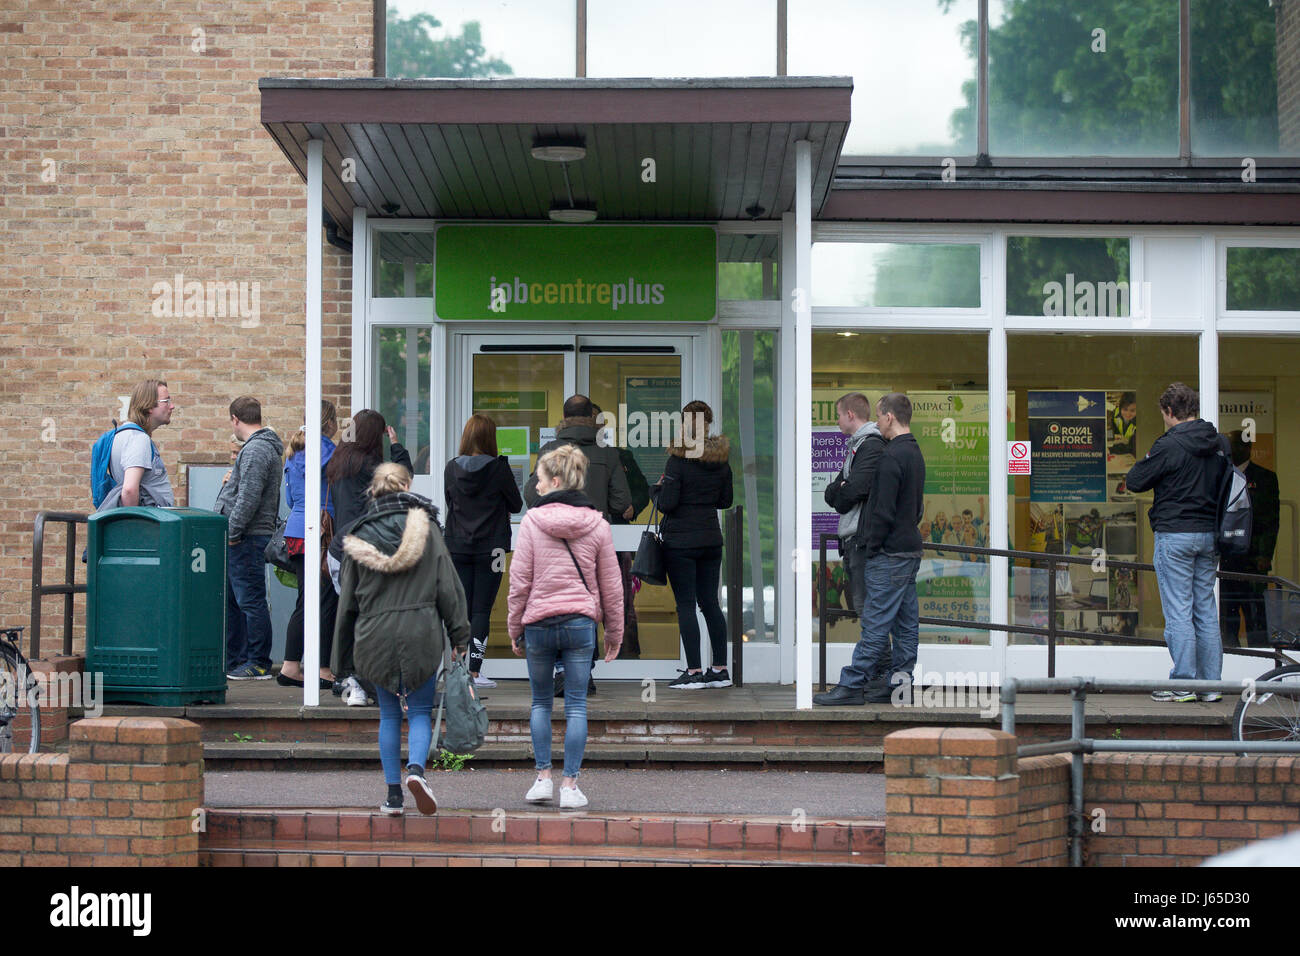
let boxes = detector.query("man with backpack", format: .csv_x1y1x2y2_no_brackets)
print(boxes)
214,396,284,681
92,379,176,510
1125,383,1230,702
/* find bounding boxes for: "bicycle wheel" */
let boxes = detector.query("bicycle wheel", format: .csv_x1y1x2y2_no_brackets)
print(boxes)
1232,664,1300,744
0,642,40,754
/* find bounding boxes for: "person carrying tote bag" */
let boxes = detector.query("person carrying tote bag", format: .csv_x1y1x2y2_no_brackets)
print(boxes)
507,445,623,811
651,401,734,691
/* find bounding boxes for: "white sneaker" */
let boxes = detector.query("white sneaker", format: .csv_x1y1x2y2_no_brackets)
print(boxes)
474,674,497,688
559,785,588,810
344,677,370,707
406,773,438,815
525,777,554,803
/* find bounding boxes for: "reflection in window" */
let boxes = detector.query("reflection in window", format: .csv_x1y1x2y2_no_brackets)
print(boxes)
718,261,779,301
1191,0,1285,156
721,330,777,641
373,327,432,473
789,0,976,155
1005,237,1131,317
385,1,572,78
813,243,980,308
1226,247,1300,312
985,0,1179,156
588,0,775,77
372,232,433,298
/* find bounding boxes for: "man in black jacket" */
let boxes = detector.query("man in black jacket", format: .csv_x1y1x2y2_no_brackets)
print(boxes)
1125,383,1227,701
823,392,887,616
524,395,633,521
1220,430,1279,648
816,393,926,706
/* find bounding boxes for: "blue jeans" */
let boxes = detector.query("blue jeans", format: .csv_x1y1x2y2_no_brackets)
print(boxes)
525,614,596,779
374,673,437,785
837,554,921,690
1152,531,1221,682
225,535,272,670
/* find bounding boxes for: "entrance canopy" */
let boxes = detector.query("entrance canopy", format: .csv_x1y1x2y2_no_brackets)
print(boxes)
259,76,851,259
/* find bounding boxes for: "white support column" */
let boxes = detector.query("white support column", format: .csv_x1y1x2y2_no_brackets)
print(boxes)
794,140,813,709
303,138,324,707
1200,236,1219,428
778,215,797,686
350,208,368,416
988,315,1009,683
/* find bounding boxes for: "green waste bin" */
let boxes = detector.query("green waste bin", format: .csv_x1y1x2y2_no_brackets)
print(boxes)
86,507,228,705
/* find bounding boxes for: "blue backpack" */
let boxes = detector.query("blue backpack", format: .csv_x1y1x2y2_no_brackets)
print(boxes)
90,421,148,507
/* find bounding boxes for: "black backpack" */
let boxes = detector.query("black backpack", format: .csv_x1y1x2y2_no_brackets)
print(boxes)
1216,442,1253,557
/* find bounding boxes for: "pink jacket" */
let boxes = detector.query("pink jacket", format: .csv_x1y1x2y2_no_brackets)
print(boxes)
507,501,624,649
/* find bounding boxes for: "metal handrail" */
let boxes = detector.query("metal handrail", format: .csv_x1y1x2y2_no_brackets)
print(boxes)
815,533,1299,684
30,512,88,659
724,505,744,688
1000,676,1300,867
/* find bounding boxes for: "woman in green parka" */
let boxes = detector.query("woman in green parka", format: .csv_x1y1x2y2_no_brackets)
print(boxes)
333,463,470,816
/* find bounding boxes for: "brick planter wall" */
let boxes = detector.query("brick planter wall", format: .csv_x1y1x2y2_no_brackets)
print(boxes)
1015,754,1070,866
0,716,203,865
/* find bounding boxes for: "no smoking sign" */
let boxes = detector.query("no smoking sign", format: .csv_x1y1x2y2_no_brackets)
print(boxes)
1008,440,1031,475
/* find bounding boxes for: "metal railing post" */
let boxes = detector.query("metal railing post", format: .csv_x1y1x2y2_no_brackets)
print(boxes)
63,520,77,656
30,513,46,660
726,506,744,688
29,512,89,661
818,532,828,691
1046,556,1057,679
1070,684,1087,868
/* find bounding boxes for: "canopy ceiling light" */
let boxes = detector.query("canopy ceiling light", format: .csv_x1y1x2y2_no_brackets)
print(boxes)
548,203,598,223
531,138,587,163
535,137,597,222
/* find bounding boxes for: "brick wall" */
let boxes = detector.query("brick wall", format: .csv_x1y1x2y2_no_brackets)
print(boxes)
0,1,372,650
1084,754,1300,866
0,716,203,865
886,729,1300,866
1278,0,1300,152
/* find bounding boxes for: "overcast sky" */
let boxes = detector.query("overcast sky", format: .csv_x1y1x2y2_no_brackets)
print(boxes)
391,0,977,153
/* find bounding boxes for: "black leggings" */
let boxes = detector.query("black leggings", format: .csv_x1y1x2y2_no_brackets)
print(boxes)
663,544,727,671
285,553,339,669
453,552,504,674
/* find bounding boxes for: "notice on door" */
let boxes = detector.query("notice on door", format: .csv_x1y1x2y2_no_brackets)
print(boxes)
1008,440,1031,475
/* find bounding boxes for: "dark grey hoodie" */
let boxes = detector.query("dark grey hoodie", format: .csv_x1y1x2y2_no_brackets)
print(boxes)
215,427,285,542
1125,419,1227,533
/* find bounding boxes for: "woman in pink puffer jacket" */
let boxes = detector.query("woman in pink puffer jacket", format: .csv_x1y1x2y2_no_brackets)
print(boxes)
508,444,623,810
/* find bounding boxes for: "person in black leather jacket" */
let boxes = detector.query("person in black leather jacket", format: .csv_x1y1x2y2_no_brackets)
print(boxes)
652,401,734,690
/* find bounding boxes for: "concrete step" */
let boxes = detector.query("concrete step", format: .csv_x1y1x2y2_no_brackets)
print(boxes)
200,807,884,866
202,741,886,770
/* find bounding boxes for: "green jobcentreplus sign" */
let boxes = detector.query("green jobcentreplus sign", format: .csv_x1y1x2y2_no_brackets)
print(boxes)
435,224,717,321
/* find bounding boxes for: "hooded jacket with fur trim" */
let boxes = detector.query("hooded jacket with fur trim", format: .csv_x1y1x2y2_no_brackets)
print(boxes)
507,494,624,647
332,492,470,694
650,434,734,549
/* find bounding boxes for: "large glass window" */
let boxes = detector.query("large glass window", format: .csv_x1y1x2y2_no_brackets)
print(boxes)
372,326,432,473
1191,0,1286,156
1006,236,1131,317
813,331,993,646
788,0,977,156
1221,339,1299,648
721,330,777,642
987,0,1179,156
1225,247,1300,312
373,232,433,298
386,0,573,78
813,242,981,308
1007,334,1199,646
588,0,776,78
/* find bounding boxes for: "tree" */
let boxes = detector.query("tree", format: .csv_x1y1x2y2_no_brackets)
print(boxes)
386,8,514,79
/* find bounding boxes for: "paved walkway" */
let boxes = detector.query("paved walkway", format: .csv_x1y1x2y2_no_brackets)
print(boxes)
204,768,886,819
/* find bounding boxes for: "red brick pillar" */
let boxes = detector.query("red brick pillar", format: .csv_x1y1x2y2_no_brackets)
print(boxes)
65,717,203,866
22,655,85,747
885,727,1019,866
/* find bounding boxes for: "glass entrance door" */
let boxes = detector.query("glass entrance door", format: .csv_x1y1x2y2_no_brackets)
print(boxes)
459,334,696,681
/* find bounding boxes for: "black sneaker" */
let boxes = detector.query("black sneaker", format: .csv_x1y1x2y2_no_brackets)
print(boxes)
380,794,403,816
668,670,707,690
703,667,732,688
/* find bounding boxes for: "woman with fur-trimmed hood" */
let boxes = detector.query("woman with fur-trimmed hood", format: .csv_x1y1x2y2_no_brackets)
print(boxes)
333,463,470,817
650,400,735,691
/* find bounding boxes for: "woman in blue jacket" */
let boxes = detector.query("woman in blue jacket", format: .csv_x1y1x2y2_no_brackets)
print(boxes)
279,400,339,689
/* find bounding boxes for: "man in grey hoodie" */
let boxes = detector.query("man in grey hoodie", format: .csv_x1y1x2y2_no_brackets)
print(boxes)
823,392,887,616
215,396,284,680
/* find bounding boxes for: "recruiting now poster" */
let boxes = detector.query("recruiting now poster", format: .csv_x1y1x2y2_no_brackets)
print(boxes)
1028,390,1108,502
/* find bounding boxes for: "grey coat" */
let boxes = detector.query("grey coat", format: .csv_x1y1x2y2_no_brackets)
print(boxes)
214,427,284,542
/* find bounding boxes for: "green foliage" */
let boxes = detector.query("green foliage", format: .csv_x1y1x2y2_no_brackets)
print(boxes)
1225,248,1300,311
386,8,514,79
942,0,1278,156
433,750,475,771
871,244,981,308
1005,236,1130,316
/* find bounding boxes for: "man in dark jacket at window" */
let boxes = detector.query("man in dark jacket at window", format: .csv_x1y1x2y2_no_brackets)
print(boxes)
823,392,887,616
1125,383,1227,702
1219,430,1280,648
524,395,633,521
816,393,926,706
